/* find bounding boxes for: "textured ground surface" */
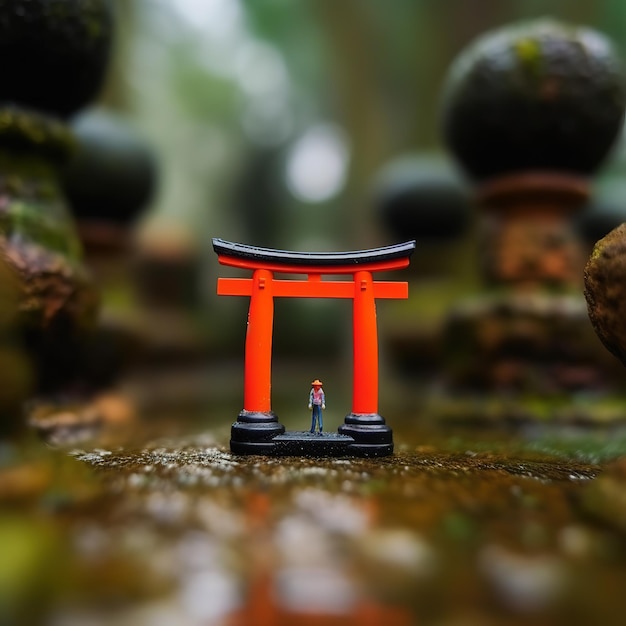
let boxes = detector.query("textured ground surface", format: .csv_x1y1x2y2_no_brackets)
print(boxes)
5,392,626,626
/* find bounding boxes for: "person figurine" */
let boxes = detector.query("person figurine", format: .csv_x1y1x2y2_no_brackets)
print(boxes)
308,379,325,433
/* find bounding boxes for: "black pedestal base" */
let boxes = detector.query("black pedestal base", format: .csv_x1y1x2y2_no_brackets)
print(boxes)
338,412,394,457
230,410,285,455
273,431,355,456
229,411,393,457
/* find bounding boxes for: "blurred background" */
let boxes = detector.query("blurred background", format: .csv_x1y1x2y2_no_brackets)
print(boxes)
111,0,620,226
92,0,626,407
114,0,625,249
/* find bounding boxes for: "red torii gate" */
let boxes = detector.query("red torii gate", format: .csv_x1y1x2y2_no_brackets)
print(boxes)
213,238,415,456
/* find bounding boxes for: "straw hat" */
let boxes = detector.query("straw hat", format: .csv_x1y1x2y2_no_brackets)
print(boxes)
310,379,323,387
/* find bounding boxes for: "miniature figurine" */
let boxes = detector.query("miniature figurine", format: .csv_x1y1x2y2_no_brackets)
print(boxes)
308,379,325,433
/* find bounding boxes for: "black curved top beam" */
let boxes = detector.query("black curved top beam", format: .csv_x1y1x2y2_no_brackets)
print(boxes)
213,238,416,267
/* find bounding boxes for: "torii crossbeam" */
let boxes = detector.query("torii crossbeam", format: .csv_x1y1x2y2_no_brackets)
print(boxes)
213,238,416,457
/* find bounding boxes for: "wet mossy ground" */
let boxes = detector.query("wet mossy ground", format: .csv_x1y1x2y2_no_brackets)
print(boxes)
5,378,626,625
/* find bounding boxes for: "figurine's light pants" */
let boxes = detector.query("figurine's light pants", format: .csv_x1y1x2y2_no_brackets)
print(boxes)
310,405,323,432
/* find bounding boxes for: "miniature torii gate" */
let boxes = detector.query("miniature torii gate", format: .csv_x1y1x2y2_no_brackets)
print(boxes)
213,238,416,456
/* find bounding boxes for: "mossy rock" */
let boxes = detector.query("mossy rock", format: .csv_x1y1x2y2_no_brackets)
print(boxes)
0,0,114,117
0,106,76,162
441,18,626,181
63,109,157,224
584,223,626,368
373,155,472,241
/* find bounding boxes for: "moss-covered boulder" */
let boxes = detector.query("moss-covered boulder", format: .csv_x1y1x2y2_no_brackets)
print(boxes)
441,18,626,181
373,155,472,242
0,107,99,394
63,108,157,225
584,223,626,368
0,0,114,117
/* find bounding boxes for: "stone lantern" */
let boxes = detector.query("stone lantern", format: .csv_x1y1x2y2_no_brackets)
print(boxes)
435,18,626,424
0,0,114,420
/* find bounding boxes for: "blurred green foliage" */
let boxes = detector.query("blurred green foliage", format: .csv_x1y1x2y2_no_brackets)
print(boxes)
84,1,626,357
100,0,624,252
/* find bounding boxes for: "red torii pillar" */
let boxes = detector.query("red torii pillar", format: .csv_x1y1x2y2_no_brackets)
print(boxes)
213,239,415,455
